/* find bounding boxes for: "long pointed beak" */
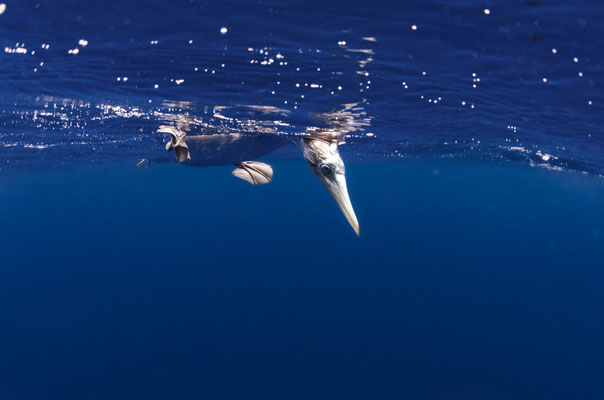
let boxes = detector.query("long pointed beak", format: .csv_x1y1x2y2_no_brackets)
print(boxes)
301,137,360,236
318,171,360,236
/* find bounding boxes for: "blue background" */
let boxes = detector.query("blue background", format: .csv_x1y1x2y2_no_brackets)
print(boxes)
1,161,603,399
1,0,604,398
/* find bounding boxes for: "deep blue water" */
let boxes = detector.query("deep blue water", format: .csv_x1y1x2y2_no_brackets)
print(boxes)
1,0,604,399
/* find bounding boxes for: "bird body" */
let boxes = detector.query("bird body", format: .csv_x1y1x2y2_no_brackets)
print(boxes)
157,114,360,235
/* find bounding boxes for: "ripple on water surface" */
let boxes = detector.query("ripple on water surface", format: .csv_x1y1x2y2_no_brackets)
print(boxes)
0,0,602,176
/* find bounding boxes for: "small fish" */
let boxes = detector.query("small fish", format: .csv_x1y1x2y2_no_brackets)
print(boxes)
136,158,151,169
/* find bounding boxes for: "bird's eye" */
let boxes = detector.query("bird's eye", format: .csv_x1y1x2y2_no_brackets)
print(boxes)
320,165,333,175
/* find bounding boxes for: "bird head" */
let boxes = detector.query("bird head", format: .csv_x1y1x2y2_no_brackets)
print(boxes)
301,137,359,236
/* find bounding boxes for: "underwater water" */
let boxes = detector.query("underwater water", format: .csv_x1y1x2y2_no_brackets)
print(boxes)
1,0,603,399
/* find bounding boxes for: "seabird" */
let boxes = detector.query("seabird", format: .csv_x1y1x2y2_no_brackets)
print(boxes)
157,119,360,235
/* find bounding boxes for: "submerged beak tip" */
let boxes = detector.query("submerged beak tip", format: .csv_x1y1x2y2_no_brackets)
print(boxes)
349,213,360,236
